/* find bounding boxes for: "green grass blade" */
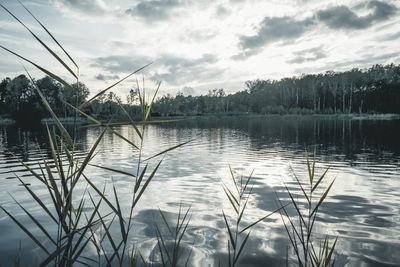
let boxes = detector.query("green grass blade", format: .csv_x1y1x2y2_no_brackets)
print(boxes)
240,204,289,234
9,195,57,246
116,100,142,139
25,69,74,147
233,231,251,265
134,164,148,193
16,0,79,71
1,206,50,254
158,209,172,235
89,163,136,178
228,165,240,196
142,140,192,162
290,165,310,204
285,185,307,226
83,173,118,214
311,167,330,193
64,101,139,149
0,4,77,79
112,182,127,242
15,175,57,223
0,45,75,91
144,81,161,121
222,210,235,250
84,63,152,105
134,160,162,207
222,185,239,214
311,179,335,217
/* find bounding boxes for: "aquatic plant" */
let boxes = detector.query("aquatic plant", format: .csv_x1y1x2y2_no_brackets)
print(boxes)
0,2,187,266
221,167,288,266
280,158,337,267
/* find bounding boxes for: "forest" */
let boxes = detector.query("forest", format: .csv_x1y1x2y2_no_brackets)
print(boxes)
0,63,399,123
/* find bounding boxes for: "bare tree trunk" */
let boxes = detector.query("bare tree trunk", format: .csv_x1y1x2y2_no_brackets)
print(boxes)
349,82,353,114
342,78,346,113
312,82,316,111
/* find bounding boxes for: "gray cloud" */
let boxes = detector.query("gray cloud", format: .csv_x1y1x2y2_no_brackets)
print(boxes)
182,86,195,96
316,1,397,30
91,53,222,86
151,53,222,85
95,74,120,81
180,29,218,42
236,16,314,58
215,5,231,17
380,31,400,41
91,55,151,72
235,1,398,59
287,46,327,64
125,0,180,22
55,0,106,14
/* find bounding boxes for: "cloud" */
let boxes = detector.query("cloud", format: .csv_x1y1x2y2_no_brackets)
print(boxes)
53,0,107,15
91,55,151,72
215,5,231,17
180,29,218,43
125,0,180,22
235,1,398,59
236,16,314,58
151,53,223,85
182,86,195,96
91,53,222,86
287,46,327,64
316,1,398,30
380,31,400,41
95,74,120,81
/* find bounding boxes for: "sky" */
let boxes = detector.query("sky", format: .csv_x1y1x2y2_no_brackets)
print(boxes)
0,0,399,98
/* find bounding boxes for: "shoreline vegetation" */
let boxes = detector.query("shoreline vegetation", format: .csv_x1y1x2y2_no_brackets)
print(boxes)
0,113,399,126
0,2,394,266
1,63,400,126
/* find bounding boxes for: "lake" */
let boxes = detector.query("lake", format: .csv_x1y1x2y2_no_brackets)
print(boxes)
0,116,399,266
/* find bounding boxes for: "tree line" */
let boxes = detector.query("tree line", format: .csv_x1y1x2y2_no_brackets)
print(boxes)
153,63,400,116
0,63,399,123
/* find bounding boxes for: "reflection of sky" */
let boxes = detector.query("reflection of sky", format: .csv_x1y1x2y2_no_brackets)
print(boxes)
0,117,399,266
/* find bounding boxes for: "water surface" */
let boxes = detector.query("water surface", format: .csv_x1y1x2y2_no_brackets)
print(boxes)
0,116,399,266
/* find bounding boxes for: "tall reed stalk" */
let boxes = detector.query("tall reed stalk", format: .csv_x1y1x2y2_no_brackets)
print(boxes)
221,167,287,266
0,2,187,266
280,157,337,267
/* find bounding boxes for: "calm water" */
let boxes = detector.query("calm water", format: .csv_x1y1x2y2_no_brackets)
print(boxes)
0,116,399,266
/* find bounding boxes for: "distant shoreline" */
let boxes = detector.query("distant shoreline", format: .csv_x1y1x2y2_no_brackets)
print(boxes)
1,113,399,126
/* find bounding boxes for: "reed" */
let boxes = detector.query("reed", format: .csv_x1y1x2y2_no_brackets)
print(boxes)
0,2,339,266
220,167,288,266
279,157,337,267
0,2,187,266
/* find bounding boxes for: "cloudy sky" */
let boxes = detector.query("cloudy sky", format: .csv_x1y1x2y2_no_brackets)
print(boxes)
0,0,399,97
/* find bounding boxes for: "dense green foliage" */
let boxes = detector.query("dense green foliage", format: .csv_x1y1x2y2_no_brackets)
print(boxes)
0,75,89,122
153,64,400,116
1,63,399,123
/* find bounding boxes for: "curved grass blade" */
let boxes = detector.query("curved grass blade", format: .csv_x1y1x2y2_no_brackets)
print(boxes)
84,63,152,106
239,204,289,234
233,231,251,265
89,163,136,178
1,206,49,255
0,45,74,91
134,160,162,207
144,81,161,121
311,167,330,193
222,210,235,250
0,4,77,79
25,68,74,147
16,0,79,71
311,179,335,217
142,140,192,162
